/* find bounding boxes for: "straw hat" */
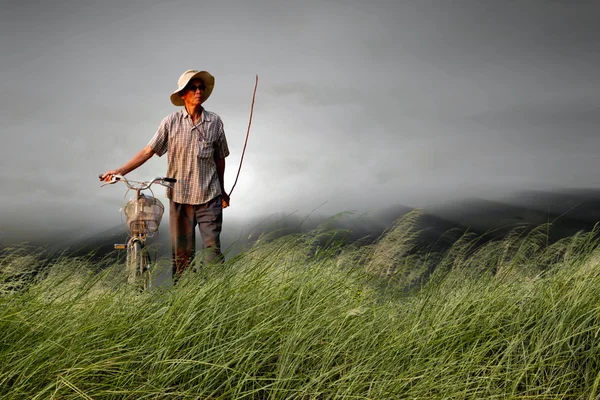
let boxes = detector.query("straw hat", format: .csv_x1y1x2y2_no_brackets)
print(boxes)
170,69,215,106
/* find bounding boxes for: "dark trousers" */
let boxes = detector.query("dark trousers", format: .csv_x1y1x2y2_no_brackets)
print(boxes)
169,195,223,280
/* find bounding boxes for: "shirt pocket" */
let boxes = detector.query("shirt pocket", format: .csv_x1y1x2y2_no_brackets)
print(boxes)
198,140,214,159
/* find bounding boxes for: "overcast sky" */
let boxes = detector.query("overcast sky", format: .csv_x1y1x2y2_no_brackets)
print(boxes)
1,0,599,243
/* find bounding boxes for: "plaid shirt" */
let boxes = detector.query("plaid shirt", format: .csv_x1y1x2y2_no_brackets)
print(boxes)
148,108,230,205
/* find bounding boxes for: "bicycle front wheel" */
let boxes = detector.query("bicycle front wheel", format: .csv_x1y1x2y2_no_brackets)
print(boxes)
126,240,150,290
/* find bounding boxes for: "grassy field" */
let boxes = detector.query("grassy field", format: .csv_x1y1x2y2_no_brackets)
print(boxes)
3,210,600,399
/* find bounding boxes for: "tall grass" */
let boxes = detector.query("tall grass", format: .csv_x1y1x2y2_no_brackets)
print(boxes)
2,210,600,399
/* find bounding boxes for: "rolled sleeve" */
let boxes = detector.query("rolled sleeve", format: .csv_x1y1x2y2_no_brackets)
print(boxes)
148,116,170,157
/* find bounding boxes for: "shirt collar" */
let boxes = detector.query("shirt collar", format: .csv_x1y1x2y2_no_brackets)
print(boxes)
181,107,211,122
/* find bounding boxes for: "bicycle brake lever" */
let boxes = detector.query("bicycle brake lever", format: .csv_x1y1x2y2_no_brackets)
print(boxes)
100,180,118,188
100,176,120,188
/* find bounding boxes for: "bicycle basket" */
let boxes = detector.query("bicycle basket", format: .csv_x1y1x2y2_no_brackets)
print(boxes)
123,194,164,235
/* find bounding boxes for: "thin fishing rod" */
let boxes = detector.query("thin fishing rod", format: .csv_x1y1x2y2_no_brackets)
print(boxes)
228,74,258,197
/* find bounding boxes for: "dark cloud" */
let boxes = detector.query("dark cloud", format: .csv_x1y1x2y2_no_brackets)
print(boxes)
470,96,600,155
473,101,600,132
545,0,597,4
267,82,363,108
1,0,600,243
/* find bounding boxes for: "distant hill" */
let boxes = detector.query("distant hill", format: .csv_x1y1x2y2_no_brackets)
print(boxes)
5,188,600,263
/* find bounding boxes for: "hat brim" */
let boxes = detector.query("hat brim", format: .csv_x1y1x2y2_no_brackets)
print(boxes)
170,71,214,106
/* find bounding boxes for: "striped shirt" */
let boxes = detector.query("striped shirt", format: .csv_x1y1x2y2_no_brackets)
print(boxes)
148,108,230,205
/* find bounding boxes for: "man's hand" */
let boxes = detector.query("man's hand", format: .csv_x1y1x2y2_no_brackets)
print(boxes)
222,192,230,209
99,169,121,182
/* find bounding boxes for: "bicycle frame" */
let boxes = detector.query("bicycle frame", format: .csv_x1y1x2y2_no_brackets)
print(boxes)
101,174,176,290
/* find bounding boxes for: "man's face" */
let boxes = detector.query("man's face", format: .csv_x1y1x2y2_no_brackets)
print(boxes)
181,78,205,106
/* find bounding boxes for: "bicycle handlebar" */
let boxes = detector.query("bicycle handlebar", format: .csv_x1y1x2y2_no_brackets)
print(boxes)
99,174,177,190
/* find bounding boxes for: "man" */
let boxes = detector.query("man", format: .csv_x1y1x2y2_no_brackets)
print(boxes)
100,69,230,280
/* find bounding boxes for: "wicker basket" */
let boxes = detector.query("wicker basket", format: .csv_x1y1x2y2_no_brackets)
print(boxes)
123,194,164,235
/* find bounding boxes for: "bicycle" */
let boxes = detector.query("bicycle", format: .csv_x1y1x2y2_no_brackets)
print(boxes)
100,174,176,290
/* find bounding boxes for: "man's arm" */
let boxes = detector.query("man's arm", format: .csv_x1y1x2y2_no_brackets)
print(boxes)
100,146,155,181
215,157,230,208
